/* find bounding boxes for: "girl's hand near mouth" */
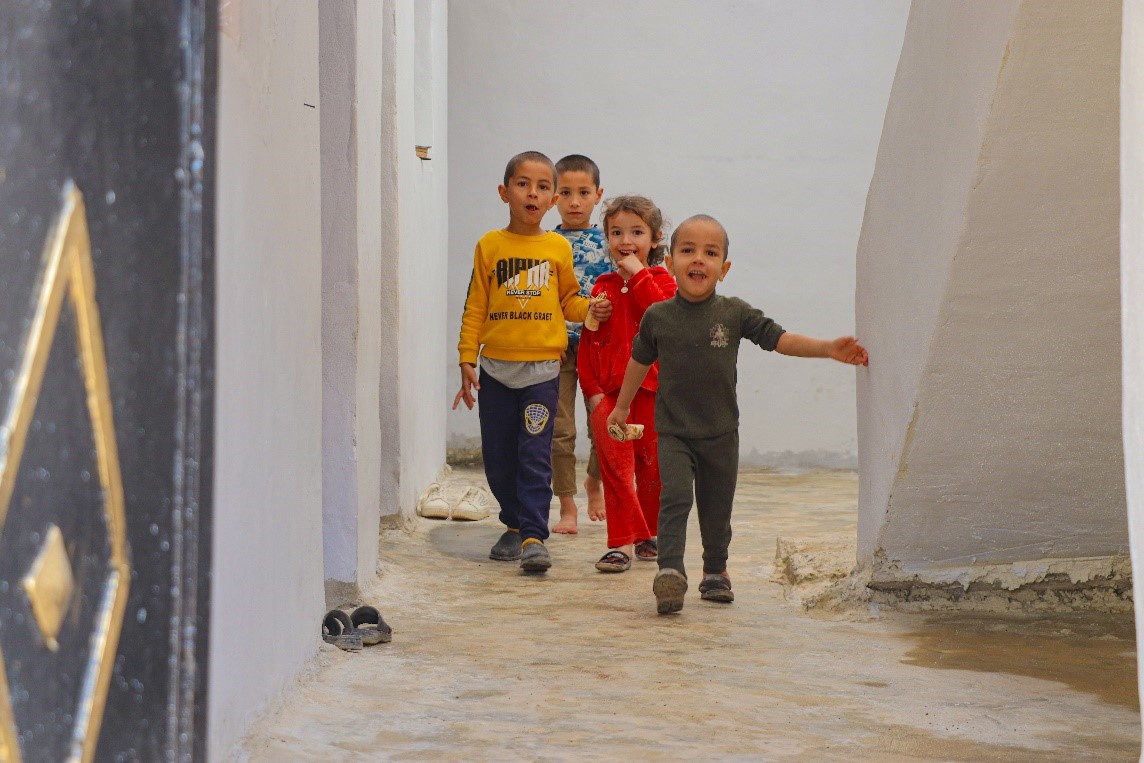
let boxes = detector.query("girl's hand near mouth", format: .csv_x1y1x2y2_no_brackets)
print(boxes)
615,253,646,279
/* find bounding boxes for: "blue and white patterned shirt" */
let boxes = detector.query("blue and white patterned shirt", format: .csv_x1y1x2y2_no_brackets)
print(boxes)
554,225,613,345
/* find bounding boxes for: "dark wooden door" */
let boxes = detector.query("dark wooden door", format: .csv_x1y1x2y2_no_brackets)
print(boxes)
0,2,215,760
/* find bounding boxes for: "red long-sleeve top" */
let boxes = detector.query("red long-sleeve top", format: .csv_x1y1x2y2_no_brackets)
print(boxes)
577,265,677,398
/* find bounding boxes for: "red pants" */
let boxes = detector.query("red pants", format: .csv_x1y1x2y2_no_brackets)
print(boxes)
590,389,660,548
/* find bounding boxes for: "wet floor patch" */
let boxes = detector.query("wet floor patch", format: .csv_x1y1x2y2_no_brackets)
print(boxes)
900,612,1138,710
428,521,504,562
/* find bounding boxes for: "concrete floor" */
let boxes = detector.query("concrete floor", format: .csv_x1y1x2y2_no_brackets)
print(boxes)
236,468,1140,761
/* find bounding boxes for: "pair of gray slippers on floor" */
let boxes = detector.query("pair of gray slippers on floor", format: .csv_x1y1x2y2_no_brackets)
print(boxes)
322,605,392,652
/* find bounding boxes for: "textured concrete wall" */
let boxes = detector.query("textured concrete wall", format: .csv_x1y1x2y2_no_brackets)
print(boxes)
1120,0,1144,731
391,0,449,514
319,1,387,590
211,0,448,752
319,0,361,587
212,1,324,756
319,0,448,593
856,1,1125,584
447,0,908,468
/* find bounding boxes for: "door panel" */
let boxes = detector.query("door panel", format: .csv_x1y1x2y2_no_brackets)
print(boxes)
0,2,215,760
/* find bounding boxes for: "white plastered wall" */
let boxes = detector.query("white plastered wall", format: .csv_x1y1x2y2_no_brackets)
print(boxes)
1121,0,1144,731
446,0,909,468
390,0,449,514
856,0,1126,584
319,1,386,590
319,0,448,591
212,1,324,757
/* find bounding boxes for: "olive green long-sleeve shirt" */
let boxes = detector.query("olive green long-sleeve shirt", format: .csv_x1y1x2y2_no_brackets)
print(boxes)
631,293,785,439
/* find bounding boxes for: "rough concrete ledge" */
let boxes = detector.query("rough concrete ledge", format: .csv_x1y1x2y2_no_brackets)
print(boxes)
773,537,1133,614
445,446,483,468
323,579,364,611
865,554,1133,613
864,575,1133,613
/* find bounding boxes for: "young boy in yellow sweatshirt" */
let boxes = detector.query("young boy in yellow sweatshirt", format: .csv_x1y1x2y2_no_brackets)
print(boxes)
453,151,612,572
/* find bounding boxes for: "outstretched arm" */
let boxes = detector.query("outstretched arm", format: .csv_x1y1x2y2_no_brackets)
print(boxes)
605,358,652,429
775,333,869,366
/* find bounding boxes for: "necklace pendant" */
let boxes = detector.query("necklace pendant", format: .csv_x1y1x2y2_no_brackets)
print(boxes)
620,286,628,294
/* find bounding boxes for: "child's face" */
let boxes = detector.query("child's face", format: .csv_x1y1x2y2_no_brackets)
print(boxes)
606,209,659,268
498,160,557,231
665,219,731,302
554,170,603,230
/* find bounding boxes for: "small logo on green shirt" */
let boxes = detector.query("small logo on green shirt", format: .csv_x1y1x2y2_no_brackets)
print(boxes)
710,323,729,348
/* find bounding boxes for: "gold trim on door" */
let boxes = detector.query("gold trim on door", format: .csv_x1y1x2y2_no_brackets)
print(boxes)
21,523,75,652
0,181,131,763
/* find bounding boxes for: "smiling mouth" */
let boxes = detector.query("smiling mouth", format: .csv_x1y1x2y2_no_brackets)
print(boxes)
687,270,707,281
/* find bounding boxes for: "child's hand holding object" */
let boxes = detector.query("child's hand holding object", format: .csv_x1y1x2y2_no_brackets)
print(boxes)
607,422,644,442
583,295,612,331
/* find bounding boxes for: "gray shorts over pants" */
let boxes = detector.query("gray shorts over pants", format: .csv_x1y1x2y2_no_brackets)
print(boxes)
656,430,739,578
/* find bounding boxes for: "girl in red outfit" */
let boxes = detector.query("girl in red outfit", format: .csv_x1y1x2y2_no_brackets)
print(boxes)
578,196,677,572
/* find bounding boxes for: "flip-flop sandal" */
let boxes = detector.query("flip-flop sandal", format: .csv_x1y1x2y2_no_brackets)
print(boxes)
699,574,735,603
322,609,363,651
350,605,393,645
634,539,658,561
594,549,632,573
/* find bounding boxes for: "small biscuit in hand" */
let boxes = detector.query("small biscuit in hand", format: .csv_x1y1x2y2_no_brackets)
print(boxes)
583,295,608,331
607,423,644,442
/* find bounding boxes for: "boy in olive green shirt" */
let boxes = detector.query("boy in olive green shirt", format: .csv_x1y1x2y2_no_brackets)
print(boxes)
607,214,869,614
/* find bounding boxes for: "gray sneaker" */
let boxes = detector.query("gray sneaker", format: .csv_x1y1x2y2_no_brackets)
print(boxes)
653,568,688,615
489,530,522,561
519,540,552,572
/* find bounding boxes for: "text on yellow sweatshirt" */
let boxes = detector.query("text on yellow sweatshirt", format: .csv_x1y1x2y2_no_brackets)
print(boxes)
458,229,591,366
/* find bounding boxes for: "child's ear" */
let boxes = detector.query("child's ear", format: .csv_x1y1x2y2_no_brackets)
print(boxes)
594,186,604,204
664,254,674,272
719,259,732,281
498,184,509,203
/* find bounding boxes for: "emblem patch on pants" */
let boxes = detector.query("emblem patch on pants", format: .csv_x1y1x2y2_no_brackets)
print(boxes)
524,403,550,435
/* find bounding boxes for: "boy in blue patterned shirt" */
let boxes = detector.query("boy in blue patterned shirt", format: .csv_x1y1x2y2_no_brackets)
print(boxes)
550,154,611,534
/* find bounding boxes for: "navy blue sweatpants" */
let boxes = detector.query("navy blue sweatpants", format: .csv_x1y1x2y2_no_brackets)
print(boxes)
477,369,559,542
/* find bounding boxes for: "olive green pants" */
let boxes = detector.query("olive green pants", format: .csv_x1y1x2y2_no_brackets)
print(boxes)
656,430,738,578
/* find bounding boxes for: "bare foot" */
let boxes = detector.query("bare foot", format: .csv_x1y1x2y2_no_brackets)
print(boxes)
585,476,605,521
552,495,579,534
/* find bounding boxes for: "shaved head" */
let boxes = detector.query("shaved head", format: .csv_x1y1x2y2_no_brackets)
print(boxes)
671,214,730,259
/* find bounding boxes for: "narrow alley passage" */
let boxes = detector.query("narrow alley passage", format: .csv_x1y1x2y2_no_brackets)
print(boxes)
236,468,1139,761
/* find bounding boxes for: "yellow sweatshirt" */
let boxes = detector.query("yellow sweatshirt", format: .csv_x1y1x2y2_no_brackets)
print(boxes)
458,229,591,366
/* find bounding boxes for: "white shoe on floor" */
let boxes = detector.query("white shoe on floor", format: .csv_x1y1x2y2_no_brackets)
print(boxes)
417,483,451,519
451,487,492,521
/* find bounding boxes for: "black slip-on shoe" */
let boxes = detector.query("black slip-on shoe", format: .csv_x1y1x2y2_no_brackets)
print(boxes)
489,530,523,561
519,540,551,572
